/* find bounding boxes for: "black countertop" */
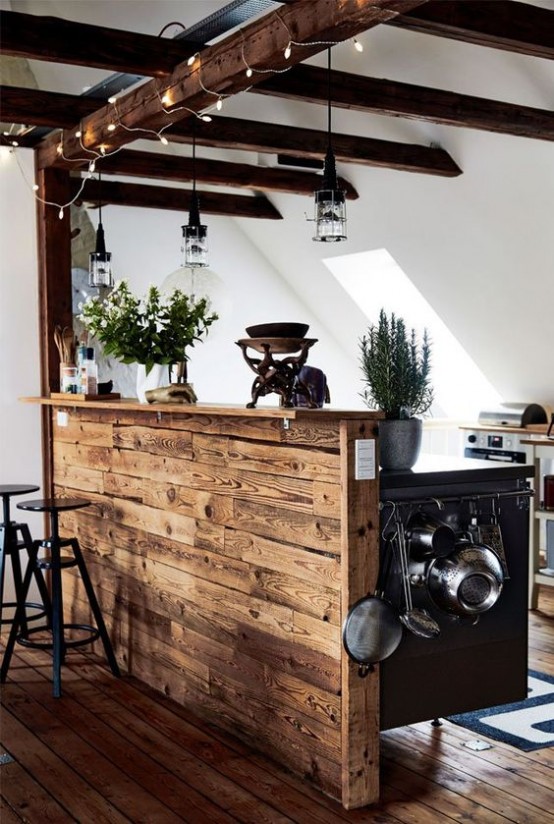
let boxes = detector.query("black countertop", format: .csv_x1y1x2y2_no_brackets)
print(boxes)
380,454,534,491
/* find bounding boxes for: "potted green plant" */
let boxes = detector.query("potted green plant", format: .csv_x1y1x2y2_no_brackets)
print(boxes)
79,279,218,401
359,309,433,469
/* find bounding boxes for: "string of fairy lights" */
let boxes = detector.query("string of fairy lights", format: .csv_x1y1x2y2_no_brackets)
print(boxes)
3,16,364,221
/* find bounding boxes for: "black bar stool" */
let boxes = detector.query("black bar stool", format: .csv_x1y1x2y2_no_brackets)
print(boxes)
0,484,51,636
1,497,120,698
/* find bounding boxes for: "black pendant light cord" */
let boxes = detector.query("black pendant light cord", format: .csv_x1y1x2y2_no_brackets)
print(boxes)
327,47,332,150
98,171,103,225
192,120,197,195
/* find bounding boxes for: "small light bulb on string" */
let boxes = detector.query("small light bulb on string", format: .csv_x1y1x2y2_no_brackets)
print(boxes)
353,37,364,53
11,141,19,148
161,93,171,106
284,41,292,59
159,135,169,146
89,160,96,173
108,96,117,104
58,208,64,220
246,67,253,78
32,184,39,191
187,52,199,67
56,143,63,156
75,130,82,138
200,114,212,123
99,145,107,155
107,123,116,132
216,96,223,111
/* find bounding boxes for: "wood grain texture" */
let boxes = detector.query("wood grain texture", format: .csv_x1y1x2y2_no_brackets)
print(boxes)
48,404,379,807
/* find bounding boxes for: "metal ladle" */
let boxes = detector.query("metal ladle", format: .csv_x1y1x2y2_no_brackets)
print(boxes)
394,511,441,640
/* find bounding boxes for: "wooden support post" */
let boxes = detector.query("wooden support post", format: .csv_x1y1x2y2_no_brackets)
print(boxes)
340,419,380,808
34,161,73,496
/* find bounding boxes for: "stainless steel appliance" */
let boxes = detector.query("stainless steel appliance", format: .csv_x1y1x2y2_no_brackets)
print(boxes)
478,403,548,428
463,429,532,464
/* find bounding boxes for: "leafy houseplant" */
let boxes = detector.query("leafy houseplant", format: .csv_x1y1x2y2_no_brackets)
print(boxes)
79,279,218,377
359,309,433,469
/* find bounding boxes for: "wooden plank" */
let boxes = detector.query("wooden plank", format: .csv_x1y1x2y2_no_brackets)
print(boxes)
0,755,76,823
52,461,104,493
389,0,554,60
254,64,554,142
52,417,114,447
53,440,112,471
112,424,193,458
232,498,341,554
217,434,341,480
340,419,380,809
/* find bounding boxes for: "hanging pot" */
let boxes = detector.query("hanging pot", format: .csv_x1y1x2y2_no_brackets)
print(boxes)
427,540,504,616
407,510,456,560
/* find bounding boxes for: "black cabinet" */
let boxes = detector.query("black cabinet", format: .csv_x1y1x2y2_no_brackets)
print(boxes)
379,457,533,730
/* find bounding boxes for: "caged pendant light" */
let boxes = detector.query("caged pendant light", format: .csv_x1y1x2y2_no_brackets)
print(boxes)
182,125,208,268
313,47,347,243
88,172,114,288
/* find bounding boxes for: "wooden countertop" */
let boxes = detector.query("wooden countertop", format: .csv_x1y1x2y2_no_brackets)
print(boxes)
21,396,382,421
459,423,549,435
520,437,554,447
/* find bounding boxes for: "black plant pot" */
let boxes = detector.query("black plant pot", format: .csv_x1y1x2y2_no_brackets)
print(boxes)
379,418,422,470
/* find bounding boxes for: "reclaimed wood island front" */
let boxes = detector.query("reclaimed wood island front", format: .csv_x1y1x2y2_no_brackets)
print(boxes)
27,398,382,810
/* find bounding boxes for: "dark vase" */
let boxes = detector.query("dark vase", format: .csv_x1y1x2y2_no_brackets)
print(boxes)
379,418,422,470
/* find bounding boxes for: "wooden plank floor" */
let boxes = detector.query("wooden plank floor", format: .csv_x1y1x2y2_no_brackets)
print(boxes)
1,587,553,823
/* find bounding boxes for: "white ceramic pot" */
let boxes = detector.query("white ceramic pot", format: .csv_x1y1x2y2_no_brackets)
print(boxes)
135,363,169,403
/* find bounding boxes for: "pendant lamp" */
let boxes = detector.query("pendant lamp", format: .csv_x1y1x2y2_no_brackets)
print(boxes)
88,172,114,288
313,48,347,242
182,126,208,268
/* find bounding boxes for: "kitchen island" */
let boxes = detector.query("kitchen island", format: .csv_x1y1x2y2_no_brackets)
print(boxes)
28,398,381,810
25,399,534,809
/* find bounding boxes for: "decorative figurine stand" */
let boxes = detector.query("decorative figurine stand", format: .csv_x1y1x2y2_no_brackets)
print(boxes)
236,337,318,408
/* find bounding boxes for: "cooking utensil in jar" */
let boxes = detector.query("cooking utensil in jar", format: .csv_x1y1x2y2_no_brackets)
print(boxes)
342,535,403,675
394,511,441,639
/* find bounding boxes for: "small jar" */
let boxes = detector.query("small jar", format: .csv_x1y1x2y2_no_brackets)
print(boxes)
60,363,79,394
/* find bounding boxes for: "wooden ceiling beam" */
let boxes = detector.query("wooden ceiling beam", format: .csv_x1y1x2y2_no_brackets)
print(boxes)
165,116,461,177
1,86,103,129
76,149,359,199
0,86,461,177
37,0,430,168
254,65,554,141
389,1,554,60
0,10,203,76
71,178,282,219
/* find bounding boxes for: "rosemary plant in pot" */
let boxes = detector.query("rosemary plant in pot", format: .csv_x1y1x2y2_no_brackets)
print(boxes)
359,309,433,470
79,279,218,402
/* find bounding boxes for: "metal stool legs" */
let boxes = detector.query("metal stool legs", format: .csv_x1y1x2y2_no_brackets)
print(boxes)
1,499,120,697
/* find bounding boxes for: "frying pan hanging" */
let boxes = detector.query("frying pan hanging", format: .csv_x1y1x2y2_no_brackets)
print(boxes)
342,535,403,676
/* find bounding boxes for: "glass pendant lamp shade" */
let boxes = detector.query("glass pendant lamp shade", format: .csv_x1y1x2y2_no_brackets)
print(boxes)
313,48,347,243
88,173,114,288
313,146,347,242
181,128,208,268
182,191,208,268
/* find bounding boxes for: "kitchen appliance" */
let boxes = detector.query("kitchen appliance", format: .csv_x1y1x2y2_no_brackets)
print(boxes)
477,403,548,428
463,429,532,464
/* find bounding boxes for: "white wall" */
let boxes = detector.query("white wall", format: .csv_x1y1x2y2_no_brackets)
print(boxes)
0,147,44,543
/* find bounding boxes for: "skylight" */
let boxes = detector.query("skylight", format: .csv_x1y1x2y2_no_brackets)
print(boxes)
326,248,502,421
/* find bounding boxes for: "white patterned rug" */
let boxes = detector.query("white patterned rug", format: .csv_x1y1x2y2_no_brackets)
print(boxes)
448,670,554,751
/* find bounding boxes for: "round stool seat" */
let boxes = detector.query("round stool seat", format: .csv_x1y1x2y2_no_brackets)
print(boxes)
0,484,40,498
17,498,91,513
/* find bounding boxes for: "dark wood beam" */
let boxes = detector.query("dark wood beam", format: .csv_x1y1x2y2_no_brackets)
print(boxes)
1,86,103,129
0,10,203,77
72,178,282,219
254,65,554,141
90,149,358,199
389,1,554,60
35,165,73,395
0,86,461,177
166,116,461,177
37,0,430,167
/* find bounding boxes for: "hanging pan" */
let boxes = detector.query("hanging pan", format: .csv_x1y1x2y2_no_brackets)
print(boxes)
342,535,403,677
